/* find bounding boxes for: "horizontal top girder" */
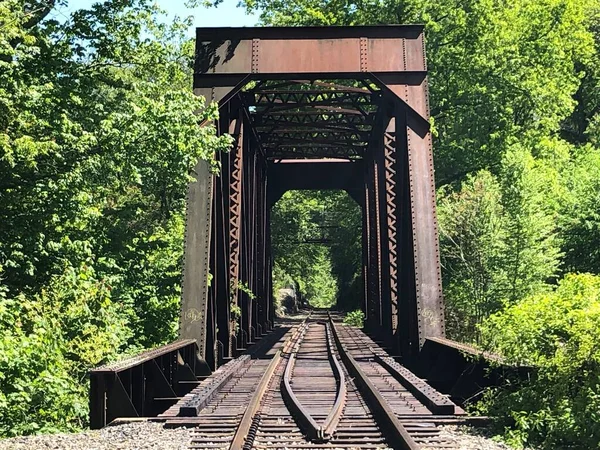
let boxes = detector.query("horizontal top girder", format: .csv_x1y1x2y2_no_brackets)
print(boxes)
195,26,426,77
196,25,424,41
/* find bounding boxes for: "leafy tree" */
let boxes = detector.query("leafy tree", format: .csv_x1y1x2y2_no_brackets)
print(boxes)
0,0,231,435
0,264,130,436
438,170,507,341
240,0,596,184
438,145,564,342
559,146,600,274
271,190,361,309
498,147,562,303
479,274,600,449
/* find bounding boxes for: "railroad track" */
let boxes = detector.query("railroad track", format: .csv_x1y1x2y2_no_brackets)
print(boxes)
162,311,470,449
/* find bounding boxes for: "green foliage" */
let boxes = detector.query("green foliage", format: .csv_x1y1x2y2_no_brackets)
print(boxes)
0,265,130,436
343,310,365,328
271,190,361,309
438,146,563,341
0,0,231,436
241,0,595,184
498,146,563,303
230,280,251,334
479,274,600,448
234,280,256,300
438,170,507,340
559,146,600,273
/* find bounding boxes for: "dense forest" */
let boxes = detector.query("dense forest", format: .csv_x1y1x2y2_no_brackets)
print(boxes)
1,0,600,448
0,0,232,437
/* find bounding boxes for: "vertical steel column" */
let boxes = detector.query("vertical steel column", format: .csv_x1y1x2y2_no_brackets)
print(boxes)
249,151,259,343
252,152,262,339
239,134,251,350
395,111,419,359
229,114,244,355
373,157,384,330
376,117,398,349
365,153,382,333
383,129,400,349
213,132,232,362
255,158,269,336
361,184,370,325
266,200,274,330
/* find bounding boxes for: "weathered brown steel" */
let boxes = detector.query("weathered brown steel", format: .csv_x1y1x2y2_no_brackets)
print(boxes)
281,322,347,442
89,340,210,429
383,129,400,340
328,315,420,450
180,25,445,369
228,114,244,347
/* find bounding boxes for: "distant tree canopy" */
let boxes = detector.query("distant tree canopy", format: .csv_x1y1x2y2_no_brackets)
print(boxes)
0,0,231,436
271,190,361,310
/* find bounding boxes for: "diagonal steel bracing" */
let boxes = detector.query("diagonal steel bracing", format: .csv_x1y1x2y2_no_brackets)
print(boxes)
182,26,445,368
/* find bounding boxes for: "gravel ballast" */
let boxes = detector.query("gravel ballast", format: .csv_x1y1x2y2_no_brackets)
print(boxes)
0,422,192,450
422,425,517,450
0,422,520,450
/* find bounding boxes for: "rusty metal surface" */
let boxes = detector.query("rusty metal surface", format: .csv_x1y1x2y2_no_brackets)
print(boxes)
89,340,207,429
161,314,471,449
280,321,347,442
91,340,196,374
195,26,426,81
179,160,213,360
185,25,445,371
375,354,456,415
179,355,251,417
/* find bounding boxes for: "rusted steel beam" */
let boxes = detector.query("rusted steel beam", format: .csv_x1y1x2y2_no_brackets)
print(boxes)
398,104,445,352
90,340,210,429
229,115,244,353
268,160,364,192
195,26,426,81
214,138,233,361
179,355,251,416
252,89,372,96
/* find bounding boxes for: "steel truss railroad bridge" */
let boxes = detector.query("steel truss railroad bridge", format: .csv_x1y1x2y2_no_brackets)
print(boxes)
182,25,443,369
90,27,513,447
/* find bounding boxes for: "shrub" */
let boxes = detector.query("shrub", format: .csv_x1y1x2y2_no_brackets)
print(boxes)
343,310,365,328
0,265,131,436
478,273,600,449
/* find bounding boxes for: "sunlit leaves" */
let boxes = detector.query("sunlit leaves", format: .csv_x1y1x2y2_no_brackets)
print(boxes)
479,274,600,448
0,0,230,436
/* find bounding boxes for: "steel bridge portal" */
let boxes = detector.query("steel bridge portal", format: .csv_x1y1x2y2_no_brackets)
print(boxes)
180,26,445,370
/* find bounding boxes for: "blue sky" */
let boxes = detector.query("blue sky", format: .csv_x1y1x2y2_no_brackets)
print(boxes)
63,0,259,32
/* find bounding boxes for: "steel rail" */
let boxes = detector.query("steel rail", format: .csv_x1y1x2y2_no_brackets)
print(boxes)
280,320,347,442
322,321,347,438
281,335,322,441
229,318,309,450
327,313,420,450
